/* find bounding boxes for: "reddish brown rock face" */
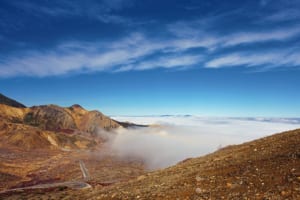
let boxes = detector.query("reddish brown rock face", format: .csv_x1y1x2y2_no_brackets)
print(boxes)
24,105,77,131
22,104,120,133
0,98,145,197
0,102,120,133
0,102,121,152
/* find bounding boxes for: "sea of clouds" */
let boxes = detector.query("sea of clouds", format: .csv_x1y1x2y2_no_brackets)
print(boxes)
100,116,300,169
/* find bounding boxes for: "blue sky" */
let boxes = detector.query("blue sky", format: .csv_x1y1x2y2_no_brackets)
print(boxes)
1,0,300,117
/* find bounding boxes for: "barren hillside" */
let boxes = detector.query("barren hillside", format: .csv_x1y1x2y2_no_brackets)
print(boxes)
84,129,299,200
0,94,299,199
0,95,146,195
0,97,121,151
3,128,298,200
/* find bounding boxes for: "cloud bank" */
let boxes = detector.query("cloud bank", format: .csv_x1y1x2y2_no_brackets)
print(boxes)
100,116,300,169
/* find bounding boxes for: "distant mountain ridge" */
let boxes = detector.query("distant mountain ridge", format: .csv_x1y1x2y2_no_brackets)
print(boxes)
0,93,121,132
0,93,122,150
0,93,26,108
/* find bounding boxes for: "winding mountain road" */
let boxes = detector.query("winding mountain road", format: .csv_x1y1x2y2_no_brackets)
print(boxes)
79,160,90,181
0,160,92,195
0,181,91,194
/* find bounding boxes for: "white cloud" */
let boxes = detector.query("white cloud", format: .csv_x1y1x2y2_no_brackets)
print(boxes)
117,55,202,72
1,19,300,77
108,116,300,169
205,50,300,69
222,27,300,47
205,53,278,68
170,23,300,48
170,38,218,51
169,18,300,48
0,33,205,77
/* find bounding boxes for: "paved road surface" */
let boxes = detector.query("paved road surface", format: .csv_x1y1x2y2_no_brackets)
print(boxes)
79,160,90,181
0,181,91,194
0,160,92,195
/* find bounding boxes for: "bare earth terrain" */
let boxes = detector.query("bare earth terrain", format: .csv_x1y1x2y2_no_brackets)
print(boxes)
1,129,299,200
0,94,146,199
0,94,299,199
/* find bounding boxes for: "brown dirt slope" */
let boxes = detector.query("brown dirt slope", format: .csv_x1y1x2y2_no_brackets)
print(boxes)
74,128,299,200
1,129,299,200
0,104,27,123
0,120,96,150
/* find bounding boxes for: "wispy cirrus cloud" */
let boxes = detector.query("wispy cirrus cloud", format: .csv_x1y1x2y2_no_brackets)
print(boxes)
1,24,300,77
168,19,300,48
263,9,300,22
116,55,202,72
1,0,300,77
205,50,300,69
166,16,300,70
0,33,204,77
167,14,300,66
222,27,300,47
259,0,300,23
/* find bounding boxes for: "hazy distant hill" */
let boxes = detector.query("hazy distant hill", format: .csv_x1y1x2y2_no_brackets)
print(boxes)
0,93,26,108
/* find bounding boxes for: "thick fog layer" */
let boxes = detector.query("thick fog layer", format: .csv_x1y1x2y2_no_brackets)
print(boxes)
102,116,300,169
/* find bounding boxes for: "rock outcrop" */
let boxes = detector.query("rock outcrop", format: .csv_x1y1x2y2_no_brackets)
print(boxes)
0,102,120,134
0,94,121,150
24,105,77,131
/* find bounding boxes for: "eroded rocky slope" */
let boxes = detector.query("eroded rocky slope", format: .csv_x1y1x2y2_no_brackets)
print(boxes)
0,94,146,195
0,96,121,151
